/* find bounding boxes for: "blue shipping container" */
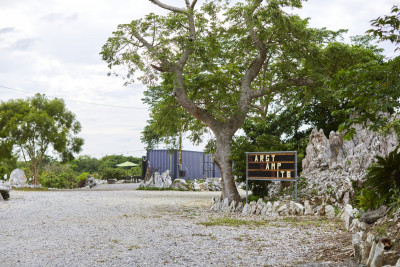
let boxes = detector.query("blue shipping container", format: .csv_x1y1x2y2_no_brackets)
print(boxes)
146,149,221,180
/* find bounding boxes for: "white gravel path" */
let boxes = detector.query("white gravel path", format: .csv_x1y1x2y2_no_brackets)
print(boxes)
1,187,355,267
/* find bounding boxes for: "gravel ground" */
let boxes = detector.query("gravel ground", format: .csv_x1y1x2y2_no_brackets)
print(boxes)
0,186,358,267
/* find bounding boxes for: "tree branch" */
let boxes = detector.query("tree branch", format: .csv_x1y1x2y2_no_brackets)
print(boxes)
190,0,198,10
148,0,187,13
238,0,266,111
132,31,173,71
178,6,196,68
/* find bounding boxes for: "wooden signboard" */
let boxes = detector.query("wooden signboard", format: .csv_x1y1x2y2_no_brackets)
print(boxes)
246,151,297,202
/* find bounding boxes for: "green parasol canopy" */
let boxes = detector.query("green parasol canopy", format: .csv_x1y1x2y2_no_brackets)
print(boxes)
116,161,138,167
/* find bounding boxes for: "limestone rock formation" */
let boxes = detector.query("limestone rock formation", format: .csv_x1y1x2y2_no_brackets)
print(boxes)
301,124,398,204
141,170,172,188
171,178,189,191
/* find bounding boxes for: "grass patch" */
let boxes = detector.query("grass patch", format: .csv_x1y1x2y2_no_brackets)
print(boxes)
13,187,49,191
198,217,270,227
137,186,186,191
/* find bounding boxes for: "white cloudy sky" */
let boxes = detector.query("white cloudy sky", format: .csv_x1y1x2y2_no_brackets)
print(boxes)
0,0,397,159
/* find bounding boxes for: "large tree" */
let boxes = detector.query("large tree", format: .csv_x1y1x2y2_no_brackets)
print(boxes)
332,6,400,139
0,94,84,185
101,0,338,203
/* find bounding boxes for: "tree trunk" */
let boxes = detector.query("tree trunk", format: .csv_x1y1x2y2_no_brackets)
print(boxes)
213,134,242,204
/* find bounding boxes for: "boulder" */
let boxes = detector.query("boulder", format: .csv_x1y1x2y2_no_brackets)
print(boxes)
304,200,313,216
235,201,243,212
316,205,325,217
294,203,304,216
360,205,387,224
361,233,375,264
340,204,355,230
171,178,188,191
249,201,257,214
87,177,97,188
277,204,289,216
352,231,363,263
370,240,384,267
193,181,201,191
325,205,336,218
10,168,27,187
366,240,377,267
242,203,250,214
266,201,273,215
272,201,280,214
289,201,296,215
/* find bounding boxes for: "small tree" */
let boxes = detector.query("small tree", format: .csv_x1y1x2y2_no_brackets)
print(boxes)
0,94,84,185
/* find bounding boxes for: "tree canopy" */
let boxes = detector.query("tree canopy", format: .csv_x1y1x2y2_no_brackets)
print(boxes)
0,94,84,184
101,0,356,202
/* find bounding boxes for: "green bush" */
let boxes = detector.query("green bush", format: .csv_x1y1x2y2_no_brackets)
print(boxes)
250,181,270,199
76,172,90,188
247,195,261,202
101,167,126,180
356,188,381,211
39,171,78,189
359,146,400,210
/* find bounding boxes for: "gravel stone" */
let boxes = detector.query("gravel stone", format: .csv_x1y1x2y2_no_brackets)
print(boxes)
1,187,355,266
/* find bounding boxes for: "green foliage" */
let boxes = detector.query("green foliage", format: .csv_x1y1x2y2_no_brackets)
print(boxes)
76,172,91,188
356,188,381,211
247,195,261,202
365,146,400,194
101,167,126,180
39,161,79,189
356,146,400,210
0,155,17,179
367,5,400,51
198,217,270,227
0,94,84,184
70,156,100,173
332,6,400,139
332,57,400,139
0,190,10,200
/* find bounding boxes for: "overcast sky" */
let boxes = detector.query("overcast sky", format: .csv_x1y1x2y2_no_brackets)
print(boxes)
0,0,397,159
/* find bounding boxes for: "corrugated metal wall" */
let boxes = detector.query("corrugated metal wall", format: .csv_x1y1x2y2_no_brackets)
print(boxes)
146,149,174,175
146,150,221,180
181,151,202,180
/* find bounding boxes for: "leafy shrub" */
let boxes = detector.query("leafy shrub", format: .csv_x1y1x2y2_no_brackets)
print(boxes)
39,171,78,189
101,168,126,180
76,172,90,188
247,195,261,202
356,188,381,211
360,146,400,210
250,181,270,199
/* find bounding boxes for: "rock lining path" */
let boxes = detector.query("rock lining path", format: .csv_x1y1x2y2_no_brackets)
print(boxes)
1,187,356,266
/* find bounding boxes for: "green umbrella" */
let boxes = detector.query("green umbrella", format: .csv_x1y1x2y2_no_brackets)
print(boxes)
116,161,139,178
116,161,138,167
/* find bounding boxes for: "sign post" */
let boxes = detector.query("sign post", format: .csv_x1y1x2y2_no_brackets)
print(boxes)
246,151,298,203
